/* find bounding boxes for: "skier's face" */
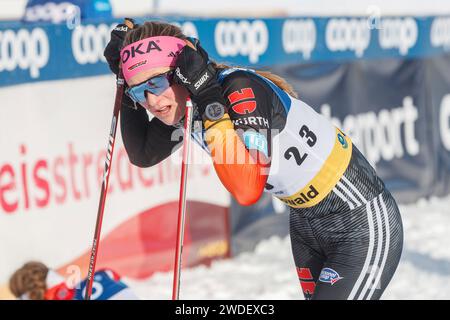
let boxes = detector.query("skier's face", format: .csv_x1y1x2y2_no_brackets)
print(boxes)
127,67,189,126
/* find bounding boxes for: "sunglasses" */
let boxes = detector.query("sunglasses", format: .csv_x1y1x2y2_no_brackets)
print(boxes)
125,70,174,104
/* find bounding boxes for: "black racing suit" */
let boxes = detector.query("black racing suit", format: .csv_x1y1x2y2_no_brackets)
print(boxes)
120,70,403,300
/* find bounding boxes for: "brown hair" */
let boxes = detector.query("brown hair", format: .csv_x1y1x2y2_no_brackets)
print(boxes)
9,261,49,300
122,21,298,98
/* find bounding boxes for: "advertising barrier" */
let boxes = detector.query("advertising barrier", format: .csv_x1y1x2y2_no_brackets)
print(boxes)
2,16,450,86
0,76,230,297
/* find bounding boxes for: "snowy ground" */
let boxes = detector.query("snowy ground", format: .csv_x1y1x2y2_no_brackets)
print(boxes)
126,195,450,300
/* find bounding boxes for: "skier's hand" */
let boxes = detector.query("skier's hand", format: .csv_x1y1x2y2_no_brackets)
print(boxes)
104,18,137,76
173,39,227,115
104,19,139,109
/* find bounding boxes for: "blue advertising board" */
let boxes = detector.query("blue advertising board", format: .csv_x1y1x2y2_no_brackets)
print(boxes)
2,16,450,87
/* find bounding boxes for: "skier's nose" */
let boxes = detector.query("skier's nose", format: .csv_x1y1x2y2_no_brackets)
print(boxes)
145,91,162,108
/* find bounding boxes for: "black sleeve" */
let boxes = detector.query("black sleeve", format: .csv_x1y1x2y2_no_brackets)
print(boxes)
120,105,182,168
221,71,274,158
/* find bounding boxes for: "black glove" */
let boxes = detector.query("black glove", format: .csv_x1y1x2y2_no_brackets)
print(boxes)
104,18,138,109
104,18,137,75
173,39,226,115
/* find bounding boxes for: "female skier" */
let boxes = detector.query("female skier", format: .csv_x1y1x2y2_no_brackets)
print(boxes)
103,20,403,300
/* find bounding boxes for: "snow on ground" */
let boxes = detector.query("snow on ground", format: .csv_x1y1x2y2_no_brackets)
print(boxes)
384,196,450,300
126,195,450,300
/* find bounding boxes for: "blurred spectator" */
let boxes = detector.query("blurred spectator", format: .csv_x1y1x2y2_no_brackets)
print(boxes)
22,0,112,24
9,261,138,300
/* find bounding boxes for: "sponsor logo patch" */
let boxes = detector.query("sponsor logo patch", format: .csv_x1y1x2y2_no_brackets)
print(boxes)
337,133,348,149
243,131,269,157
228,88,257,115
319,268,343,285
297,268,316,299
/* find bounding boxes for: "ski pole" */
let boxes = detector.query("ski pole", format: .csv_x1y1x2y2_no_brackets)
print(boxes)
172,97,194,300
84,18,135,299
84,71,124,300
84,68,125,300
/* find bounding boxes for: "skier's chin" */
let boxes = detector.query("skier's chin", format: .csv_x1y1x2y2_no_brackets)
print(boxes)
157,108,179,126
160,106,184,126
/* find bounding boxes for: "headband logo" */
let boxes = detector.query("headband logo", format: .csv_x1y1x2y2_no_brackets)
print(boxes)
128,60,147,71
122,40,162,63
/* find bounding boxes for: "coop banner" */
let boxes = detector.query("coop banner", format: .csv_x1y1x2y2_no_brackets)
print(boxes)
3,15,450,87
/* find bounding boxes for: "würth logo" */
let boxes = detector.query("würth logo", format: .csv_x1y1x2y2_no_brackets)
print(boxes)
228,87,257,115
